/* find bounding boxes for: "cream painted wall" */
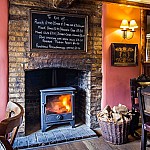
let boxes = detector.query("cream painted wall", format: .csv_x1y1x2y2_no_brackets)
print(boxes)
102,3,141,109
0,0,8,121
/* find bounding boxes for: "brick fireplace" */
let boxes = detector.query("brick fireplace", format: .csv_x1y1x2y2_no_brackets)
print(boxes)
25,68,90,135
9,0,102,136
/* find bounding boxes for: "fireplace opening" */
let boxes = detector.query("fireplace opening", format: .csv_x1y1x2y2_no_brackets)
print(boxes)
25,68,88,135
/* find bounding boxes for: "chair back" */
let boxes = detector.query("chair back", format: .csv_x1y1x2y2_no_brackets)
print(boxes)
0,101,24,146
138,86,150,149
130,74,150,112
138,86,150,124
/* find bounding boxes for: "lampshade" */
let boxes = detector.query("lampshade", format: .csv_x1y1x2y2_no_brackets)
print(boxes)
129,20,138,31
120,19,138,39
120,19,129,30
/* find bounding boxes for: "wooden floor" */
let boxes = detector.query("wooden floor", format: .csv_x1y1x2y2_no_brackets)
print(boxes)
26,135,150,150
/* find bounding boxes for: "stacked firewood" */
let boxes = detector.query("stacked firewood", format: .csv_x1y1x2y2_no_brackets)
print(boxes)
97,104,131,123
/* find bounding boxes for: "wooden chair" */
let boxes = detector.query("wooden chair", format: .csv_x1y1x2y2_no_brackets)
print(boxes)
130,74,150,136
130,74,150,113
0,136,13,150
138,86,150,150
0,101,24,148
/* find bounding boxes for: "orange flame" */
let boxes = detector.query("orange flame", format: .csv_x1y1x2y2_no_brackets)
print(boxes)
59,94,72,112
46,94,72,114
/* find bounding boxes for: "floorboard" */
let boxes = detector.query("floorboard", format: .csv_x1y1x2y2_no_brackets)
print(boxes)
25,135,150,150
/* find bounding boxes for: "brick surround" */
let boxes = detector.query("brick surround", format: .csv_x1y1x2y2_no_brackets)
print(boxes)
9,0,102,135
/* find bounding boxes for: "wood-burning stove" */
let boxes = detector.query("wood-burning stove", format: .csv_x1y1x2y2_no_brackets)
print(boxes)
40,87,76,132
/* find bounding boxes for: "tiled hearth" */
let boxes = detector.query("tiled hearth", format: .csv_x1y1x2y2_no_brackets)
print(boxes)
13,124,97,149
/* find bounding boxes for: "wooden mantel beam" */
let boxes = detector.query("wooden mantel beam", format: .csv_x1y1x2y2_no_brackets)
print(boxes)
52,0,150,9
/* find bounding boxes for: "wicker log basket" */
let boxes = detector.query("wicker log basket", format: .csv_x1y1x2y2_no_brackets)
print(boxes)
97,104,132,145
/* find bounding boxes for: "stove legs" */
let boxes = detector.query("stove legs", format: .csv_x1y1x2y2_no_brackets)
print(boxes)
70,120,75,128
41,124,48,132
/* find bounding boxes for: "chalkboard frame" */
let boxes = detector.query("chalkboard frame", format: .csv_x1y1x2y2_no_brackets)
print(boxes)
30,10,88,52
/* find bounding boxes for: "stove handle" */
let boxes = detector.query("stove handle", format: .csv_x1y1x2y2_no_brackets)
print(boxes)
56,115,63,120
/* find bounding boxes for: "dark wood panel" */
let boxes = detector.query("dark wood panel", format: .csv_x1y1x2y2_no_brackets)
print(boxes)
143,62,150,76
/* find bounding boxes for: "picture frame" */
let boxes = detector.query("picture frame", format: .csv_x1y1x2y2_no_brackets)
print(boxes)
111,43,138,66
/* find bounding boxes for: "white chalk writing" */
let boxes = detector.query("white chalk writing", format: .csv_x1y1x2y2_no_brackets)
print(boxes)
32,12,87,50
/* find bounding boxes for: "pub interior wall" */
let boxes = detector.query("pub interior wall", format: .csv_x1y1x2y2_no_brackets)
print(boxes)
102,3,141,109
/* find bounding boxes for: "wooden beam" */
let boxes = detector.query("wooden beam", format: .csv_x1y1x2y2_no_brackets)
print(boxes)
97,0,150,9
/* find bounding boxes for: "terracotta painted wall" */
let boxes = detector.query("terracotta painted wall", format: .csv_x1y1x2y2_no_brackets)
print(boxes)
102,3,141,109
0,0,8,121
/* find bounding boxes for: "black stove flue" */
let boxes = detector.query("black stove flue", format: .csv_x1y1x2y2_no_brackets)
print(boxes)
40,87,76,132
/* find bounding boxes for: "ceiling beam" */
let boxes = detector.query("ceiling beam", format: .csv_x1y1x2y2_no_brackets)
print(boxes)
98,0,150,9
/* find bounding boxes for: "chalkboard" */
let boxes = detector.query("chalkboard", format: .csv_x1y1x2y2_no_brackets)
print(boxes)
30,10,88,52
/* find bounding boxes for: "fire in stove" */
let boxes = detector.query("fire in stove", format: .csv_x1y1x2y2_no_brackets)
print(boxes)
40,87,76,132
46,94,72,114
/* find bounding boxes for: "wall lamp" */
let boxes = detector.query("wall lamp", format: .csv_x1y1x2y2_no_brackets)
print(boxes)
120,19,138,40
